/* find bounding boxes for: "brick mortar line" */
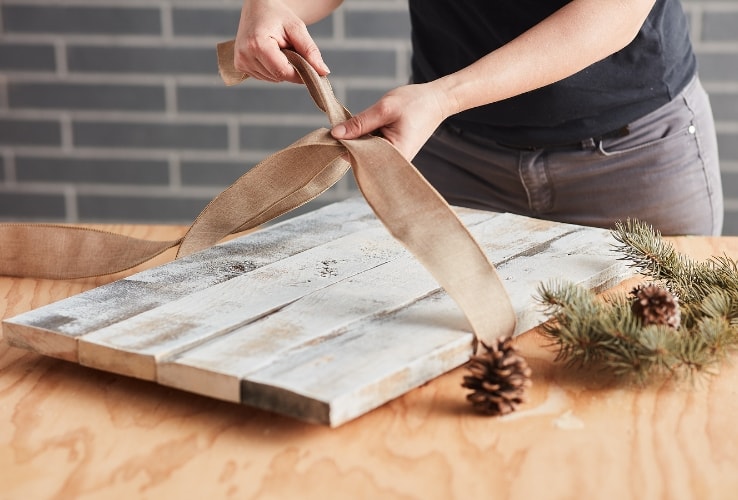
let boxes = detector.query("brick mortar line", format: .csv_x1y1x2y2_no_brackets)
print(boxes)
0,183,223,198
0,183,348,204
694,45,738,53
3,149,307,168
0,70,406,85
716,123,738,133
1,0,242,6
687,4,703,42
227,117,239,154
160,3,173,41
168,152,181,189
0,107,389,123
0,74,7,110
0,183,71,195
72,184,349,199
0,34,409,48
2,146,344,167
689,4,738,12
321,39,413,50
3,145,272,162
1,73,222,85
330,76,411,87
343,1,407,8
64,185,78,222
723,200,738,211
59,112,73,151
0,109,329,124
11,3,340,13
3,34,178,45
53,38,68,76
2,150,17,184
395,47,409,84
1,74,408,89
321,39,415,49
704,82,738,92
721,161,738,173
333,8,345,41
683,0,738,6
164,77,177,116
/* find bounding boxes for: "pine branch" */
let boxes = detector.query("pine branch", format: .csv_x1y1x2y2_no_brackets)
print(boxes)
538,221,738,383
612,219,698,300
612,219,738,307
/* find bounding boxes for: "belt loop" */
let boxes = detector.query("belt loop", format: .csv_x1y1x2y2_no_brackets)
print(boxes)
581,137,596,149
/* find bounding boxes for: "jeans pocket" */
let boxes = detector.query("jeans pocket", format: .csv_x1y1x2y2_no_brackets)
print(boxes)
597,124,696,157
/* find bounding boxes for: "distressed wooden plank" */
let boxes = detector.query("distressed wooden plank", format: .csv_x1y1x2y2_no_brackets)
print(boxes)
76,227,411,380
157,257,442,402
71,209,500,380
3,197,430,360
235,223,627,427
158,214,577,394
493,228,626,331
2,322,79,362
240,291,474,426
156,214,626,409
155,212,578,401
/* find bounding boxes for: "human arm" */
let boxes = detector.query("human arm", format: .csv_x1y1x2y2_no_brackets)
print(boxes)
235,0,343,83
332,0,658,159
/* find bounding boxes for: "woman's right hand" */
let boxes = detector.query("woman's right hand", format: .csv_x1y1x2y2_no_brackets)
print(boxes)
234,0,332,84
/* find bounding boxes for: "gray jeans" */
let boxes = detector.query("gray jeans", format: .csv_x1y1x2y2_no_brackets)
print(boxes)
414,76,724,236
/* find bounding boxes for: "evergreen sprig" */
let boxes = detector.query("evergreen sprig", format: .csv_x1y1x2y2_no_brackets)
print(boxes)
537,219,738,383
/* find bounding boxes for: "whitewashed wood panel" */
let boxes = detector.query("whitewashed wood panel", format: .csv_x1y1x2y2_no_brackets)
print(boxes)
76,227,413,380
73,209,500,380
155,212,577,402
2,198,632,426
172,217,624,426
157,257,443,402
240,291,474,427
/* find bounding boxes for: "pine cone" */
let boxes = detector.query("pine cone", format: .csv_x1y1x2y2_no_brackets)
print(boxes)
630,283,681,329
462,336,532,416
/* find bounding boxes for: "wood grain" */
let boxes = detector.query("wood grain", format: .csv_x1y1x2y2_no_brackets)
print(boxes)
2,227,738,498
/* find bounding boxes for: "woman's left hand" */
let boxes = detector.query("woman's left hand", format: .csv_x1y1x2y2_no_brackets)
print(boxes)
330,82,453,160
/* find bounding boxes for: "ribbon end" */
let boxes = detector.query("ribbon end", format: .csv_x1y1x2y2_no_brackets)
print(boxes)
217,40,248,86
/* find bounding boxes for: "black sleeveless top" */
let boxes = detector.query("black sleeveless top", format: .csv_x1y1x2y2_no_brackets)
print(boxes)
409,0,696,146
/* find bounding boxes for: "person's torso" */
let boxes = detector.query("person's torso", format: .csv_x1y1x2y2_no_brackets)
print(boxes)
409,0,696,146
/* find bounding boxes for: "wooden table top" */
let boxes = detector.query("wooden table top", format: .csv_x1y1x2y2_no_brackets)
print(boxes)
2,224,738,499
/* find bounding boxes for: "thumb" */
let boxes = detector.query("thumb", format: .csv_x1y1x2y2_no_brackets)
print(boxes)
331,112,379,140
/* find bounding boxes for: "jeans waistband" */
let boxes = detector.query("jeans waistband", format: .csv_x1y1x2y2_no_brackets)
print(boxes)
494,125,631,151
445,122,632,152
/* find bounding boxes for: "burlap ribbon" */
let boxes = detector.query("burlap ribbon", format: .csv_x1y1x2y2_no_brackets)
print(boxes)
0,40,515,345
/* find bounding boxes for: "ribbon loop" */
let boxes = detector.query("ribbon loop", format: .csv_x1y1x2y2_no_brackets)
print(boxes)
282,50,352,127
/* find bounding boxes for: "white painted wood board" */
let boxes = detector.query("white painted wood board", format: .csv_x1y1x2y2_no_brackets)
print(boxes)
2,197,632,426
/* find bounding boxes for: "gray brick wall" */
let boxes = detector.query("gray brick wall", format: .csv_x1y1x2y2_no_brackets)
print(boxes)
688,0,738,235
1,0,737,235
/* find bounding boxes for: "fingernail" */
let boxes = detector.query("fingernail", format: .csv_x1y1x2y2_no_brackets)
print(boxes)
321,62,331,74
